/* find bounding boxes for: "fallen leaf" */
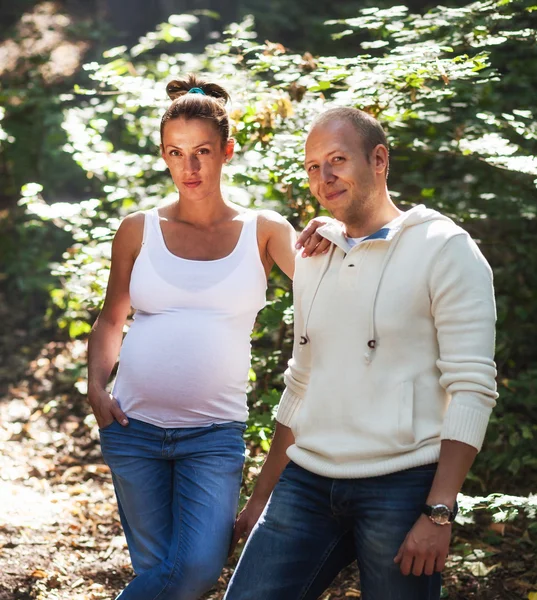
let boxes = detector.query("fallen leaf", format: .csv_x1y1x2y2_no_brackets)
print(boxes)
465,561,500,577
31,569,48,579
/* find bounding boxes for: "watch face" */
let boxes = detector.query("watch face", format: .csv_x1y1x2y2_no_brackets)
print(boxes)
431,504,451,525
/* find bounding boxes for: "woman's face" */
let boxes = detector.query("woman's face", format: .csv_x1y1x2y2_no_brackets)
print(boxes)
161,117,234,201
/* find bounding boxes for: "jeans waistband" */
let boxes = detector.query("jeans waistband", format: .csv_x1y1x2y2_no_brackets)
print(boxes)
403,462,438,472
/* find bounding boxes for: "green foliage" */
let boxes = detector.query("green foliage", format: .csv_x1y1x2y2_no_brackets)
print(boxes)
458,490,537,523
16,0,537,490
471,369,537,494
0,184,72,320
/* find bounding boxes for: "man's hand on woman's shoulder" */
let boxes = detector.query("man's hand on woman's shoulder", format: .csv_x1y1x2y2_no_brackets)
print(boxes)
296,216,336,257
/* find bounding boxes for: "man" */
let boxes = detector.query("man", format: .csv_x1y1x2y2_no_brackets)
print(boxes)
224,107,497,600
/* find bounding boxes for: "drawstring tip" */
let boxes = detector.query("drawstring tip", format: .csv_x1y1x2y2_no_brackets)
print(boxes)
364,339,377,364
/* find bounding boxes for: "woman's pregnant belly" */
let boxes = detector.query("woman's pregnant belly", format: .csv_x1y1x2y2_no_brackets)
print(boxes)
112,311,252,425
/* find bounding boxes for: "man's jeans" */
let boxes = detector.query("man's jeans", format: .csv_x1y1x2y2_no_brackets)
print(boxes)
225,461,441,600
99,417,246,600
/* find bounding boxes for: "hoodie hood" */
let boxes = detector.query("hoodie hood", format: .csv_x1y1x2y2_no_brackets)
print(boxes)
299,205,455,363
314,204,453,252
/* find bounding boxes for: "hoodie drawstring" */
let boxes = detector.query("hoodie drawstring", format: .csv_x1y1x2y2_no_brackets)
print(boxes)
364,228,405,364
299,245,336,350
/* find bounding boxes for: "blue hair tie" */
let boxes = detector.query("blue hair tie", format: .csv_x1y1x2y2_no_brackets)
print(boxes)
188,87,206,95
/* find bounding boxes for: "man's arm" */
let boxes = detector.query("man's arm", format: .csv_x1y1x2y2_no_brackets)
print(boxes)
395,233,498,576
229,423,294,554
394,440,476,576
229,254,313,554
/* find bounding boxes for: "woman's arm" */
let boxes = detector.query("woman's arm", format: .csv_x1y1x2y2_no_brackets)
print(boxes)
258,211,333,279
256,210,297,279
87,212,144,428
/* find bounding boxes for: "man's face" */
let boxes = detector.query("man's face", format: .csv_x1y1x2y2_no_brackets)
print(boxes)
305,119,379,226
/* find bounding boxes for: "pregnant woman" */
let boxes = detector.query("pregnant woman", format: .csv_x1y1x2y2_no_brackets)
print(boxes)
87,74,327,599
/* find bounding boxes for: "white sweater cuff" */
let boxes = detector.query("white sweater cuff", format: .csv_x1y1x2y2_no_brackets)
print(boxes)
276,388,303,428
441,401,493,451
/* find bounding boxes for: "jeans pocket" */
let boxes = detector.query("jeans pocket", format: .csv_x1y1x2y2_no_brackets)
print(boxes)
98,419,118,433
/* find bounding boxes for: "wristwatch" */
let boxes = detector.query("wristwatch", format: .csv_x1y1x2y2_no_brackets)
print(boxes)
422,503,457,525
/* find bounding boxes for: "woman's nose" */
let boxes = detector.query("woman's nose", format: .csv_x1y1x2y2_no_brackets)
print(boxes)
186,155,200,173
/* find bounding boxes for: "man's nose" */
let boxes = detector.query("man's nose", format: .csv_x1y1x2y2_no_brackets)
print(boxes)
321,162,335,183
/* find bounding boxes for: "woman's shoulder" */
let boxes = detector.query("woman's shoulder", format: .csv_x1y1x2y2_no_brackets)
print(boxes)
112,211,146,258
252,209,293,233
116,210,146,235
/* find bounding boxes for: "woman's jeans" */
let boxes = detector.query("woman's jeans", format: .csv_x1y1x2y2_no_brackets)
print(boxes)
225,461,441,600
99,417,246,600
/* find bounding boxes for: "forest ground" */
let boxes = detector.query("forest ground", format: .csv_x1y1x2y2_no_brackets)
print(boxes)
0,306,535,600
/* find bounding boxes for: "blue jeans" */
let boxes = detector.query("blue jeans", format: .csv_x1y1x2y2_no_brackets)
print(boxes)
99,417,246,600
225,461,441,600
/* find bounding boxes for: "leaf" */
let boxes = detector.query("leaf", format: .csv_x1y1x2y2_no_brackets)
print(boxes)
31,569,49,579
68,320,92,339
465,561,500,577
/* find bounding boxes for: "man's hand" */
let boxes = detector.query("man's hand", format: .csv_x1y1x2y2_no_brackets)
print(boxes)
229,497,267,556
296,217,335,257
88,386,129,429
394,514,452,576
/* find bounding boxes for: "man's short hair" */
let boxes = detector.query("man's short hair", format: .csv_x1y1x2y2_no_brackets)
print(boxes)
311,107,389,163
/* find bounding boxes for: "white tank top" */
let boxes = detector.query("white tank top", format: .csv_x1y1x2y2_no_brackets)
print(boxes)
112,207,267,428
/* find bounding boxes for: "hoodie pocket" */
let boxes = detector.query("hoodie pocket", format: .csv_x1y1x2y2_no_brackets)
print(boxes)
398,381,415,446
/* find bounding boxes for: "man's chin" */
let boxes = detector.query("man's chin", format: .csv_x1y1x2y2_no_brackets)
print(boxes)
323,206,345,222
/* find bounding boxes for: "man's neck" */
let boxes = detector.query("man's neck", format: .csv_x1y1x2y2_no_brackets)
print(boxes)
344,201,402,238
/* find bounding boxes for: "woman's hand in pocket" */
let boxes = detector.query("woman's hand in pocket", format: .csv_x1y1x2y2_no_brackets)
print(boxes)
88,386,129,429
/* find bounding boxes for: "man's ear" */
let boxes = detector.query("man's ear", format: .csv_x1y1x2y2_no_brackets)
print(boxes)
225,138,235,163
373,144,389,177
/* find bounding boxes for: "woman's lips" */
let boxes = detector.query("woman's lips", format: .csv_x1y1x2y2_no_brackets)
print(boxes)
183,181,201,189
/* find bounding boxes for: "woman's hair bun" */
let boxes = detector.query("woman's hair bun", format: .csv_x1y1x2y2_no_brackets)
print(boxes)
166,74,230,104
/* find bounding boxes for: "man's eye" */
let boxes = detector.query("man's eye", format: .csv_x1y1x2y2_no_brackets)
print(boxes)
198,148,210,155
333,156,345,162
308,165,319,172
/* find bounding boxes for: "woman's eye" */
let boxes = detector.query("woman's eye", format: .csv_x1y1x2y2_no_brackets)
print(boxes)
197,148,209,155
170,150,180,157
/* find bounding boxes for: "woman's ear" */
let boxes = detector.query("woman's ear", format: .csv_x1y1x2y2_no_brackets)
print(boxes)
225,138,235,163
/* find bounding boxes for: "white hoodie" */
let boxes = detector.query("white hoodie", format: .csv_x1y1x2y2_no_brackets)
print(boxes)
276,205,498,478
